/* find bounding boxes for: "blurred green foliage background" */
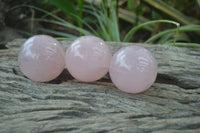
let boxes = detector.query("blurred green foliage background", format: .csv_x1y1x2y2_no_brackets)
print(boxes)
2,0,200,47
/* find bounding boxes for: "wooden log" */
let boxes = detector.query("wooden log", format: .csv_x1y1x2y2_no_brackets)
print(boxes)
0,39,200,133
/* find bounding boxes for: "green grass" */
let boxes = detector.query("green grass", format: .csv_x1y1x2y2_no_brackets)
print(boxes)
10,1,200,48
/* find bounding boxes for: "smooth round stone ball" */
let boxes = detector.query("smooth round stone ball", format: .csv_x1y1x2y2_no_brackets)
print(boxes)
109,45,157,93
65,36,112,82
18,35,65,82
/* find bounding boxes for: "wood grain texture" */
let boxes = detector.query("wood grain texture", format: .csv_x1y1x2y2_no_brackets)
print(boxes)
0,39,200,133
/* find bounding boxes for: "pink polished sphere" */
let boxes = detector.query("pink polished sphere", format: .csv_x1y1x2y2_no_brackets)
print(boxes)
109,45,157,93
65,36,112,82
18,35,65,82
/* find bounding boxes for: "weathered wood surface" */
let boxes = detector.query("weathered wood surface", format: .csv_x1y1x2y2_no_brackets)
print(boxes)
0,39,200,133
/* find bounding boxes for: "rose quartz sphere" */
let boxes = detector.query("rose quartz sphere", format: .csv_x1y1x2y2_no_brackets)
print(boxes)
65,36,112,82
18,35,65,82
109,45,157,93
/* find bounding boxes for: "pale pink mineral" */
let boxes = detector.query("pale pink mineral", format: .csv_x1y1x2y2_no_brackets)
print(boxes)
109,45,157,93
65,36,112,82
18,35,65,82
